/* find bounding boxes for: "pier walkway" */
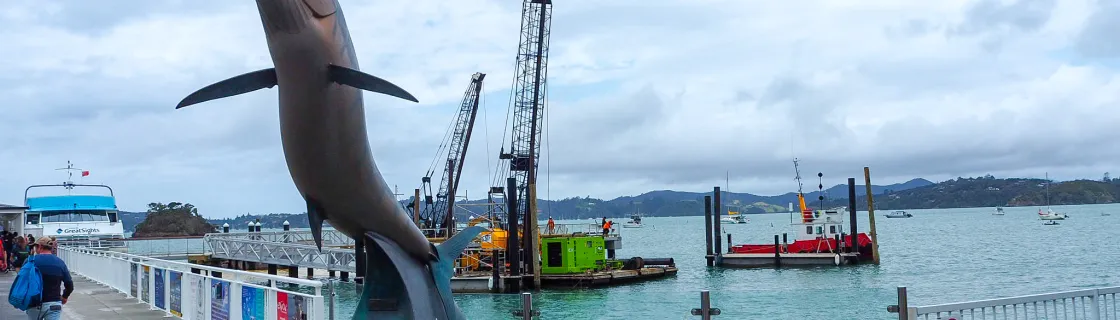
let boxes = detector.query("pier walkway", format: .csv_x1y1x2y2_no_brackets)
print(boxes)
0,270,169,319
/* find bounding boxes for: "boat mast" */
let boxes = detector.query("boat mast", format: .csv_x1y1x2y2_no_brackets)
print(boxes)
1045,172,1050,210
55,160,83,193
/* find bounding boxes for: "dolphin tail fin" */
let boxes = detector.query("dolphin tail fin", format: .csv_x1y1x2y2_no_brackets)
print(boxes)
430,226,485,320
306,198,326,252
175,68,277,109
326,64,419,103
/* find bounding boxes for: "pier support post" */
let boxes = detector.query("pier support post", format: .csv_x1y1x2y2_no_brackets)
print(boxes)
713,187,722,257
726,234,731,253
511,292,538,319
847,178,858,257
413,188,422,228
528,183,541,290
773,235,780,267
505,177,522,287
355,240,366,285
864,167,881,265
704,196,713,267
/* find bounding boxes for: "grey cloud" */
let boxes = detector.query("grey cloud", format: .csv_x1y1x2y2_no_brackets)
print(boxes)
1075,1,1120,58
953,0,1056,35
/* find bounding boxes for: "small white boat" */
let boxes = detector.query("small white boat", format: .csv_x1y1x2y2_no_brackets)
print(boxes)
1039,208,1067,220
1044,220,1060,226
1101,212,1111,217
622,214,643,228
885,210,912,218
720,208,748,224
994,207,1005,215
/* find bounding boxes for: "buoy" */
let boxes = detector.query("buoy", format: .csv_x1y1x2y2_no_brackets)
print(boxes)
834,254,841,266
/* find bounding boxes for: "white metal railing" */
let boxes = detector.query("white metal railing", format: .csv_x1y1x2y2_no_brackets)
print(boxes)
59,246,328,320
206,237,357,272
204,230,355,247
890,286,1120,320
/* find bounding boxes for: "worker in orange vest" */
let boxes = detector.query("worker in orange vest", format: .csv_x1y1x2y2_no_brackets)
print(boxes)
547,217,556,234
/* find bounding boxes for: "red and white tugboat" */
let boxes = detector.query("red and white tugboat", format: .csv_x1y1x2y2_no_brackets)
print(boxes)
724,160,874,266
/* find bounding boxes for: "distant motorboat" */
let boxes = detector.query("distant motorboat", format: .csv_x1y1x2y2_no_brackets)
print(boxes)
1044,220,1060,226
623,213,644,228
885,210,912,218
994,207,1005,215
1102,212,1111,217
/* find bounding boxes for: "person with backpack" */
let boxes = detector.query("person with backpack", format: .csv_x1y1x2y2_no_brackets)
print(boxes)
8,237,73,320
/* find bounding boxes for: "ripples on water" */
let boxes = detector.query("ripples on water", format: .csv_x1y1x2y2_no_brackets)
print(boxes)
144,204,1120,319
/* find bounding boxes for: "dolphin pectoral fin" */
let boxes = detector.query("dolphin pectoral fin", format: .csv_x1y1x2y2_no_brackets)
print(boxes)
175,68,278,109
430,226,485,320
306,198,326,252
326,64,419,103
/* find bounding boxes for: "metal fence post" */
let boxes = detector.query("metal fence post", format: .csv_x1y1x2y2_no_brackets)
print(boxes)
898,286,908,320
691,290,721,319
1090,289,1100,320
510,292,538,319
327,279,336,320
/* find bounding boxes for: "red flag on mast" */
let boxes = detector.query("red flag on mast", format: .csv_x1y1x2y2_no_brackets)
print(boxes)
81,170,89,177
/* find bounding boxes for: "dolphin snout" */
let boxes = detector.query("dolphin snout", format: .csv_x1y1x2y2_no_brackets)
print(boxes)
255,0,311,35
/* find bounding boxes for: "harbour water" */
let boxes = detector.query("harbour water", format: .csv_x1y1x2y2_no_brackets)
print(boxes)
128,204,1120,319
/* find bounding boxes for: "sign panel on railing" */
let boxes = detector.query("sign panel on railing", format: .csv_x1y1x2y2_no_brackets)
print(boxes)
155,268,166,310
130,264,138,297
170,270,183,317
211,279,231,320
142,265,151,303
189,274,206,320
242,286,265,319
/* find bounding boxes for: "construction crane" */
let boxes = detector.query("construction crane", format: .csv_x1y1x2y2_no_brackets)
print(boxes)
419,72,486,237
492,0,553,288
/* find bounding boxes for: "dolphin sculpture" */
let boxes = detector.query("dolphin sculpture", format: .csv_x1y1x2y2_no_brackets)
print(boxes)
174,0,483,318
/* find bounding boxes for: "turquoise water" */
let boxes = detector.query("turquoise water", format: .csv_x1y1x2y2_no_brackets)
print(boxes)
323,204,1120,319
125,204,1120,318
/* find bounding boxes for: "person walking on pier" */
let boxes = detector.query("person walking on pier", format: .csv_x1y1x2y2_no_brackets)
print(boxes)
20,237,73,320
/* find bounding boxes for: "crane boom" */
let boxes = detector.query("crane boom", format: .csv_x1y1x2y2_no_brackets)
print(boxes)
501,0,552,229
420,72,485,235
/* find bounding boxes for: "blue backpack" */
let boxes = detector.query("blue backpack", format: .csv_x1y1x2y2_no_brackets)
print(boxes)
7,256,43,311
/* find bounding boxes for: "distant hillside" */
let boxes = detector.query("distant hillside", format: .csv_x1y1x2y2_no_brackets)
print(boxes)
121,176,1119,229
820,176,1120,210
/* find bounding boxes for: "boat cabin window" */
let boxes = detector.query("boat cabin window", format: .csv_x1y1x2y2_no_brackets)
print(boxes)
108,211,118,223
26,213,40,224
38,210,111,223
805,226,812,234
816,226,824,234
829,226,836,234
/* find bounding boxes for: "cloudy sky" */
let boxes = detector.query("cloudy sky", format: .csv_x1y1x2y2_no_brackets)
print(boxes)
0,0,1117,217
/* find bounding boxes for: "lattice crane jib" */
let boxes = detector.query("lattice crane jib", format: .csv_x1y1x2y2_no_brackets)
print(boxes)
504,0,553,228
420,73,486,231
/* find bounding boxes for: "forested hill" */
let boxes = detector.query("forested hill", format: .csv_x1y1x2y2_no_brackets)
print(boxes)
821,176,1120,210
119,176,1120,232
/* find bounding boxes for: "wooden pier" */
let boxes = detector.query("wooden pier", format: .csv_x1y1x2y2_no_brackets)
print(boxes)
538,266,679,288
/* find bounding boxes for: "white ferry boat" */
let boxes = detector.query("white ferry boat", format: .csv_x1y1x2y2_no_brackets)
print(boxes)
22,162,126,249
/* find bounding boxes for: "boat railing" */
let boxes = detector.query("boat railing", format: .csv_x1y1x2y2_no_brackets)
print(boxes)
546,223,619,237
888,285,1120,320
58,246,327,320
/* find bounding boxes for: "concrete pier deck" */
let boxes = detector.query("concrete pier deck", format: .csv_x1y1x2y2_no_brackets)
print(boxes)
0,271,168,319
